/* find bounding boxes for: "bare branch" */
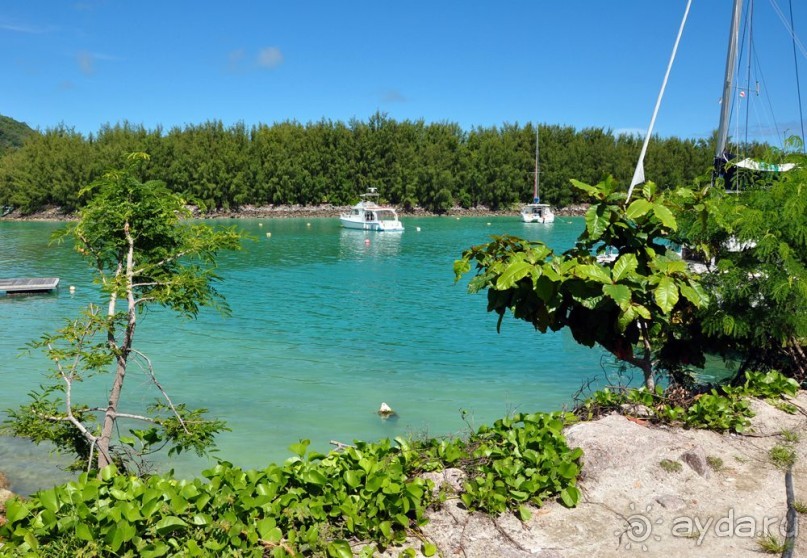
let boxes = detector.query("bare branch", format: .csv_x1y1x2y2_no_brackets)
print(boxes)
130,348,190,434
107,412,156,423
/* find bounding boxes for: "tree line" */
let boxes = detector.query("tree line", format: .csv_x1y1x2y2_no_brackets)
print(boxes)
0,112,767,214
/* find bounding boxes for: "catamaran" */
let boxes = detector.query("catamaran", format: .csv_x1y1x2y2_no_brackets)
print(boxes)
520,128,555,224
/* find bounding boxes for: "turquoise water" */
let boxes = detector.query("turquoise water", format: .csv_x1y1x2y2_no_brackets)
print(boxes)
0,216,615,494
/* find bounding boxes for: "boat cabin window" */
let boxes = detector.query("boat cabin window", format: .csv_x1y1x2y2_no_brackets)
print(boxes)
376,210,396,221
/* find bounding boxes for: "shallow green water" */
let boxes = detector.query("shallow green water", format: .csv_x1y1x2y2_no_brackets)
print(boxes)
1,216,619,494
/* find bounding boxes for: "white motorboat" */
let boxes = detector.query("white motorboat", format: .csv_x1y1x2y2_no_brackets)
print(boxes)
520,128,555,224
340,188,404,232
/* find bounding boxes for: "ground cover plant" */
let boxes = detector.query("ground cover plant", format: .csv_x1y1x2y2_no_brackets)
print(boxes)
0,412,582,557
575,370,800,433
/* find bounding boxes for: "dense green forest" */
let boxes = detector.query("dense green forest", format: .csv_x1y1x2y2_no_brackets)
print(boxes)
0,115,35,156
0,113,767,214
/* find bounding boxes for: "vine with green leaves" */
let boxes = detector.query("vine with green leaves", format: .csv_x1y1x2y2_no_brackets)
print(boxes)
0,411,582,557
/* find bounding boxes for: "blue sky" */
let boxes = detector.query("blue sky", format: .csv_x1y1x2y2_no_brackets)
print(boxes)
2,1,806,145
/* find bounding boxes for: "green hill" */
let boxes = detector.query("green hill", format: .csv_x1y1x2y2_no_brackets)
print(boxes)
0,115,36,153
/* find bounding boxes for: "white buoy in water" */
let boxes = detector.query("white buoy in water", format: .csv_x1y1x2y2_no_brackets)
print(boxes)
416,226,421,232
258,223,263,227
69,285,76,293
487,222,491,226
266,232,272,238
307,223,311,227
378,402,396,418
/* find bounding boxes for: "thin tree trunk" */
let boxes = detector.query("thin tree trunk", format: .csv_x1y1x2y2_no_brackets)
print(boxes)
97,223,137,471
639,321,655,391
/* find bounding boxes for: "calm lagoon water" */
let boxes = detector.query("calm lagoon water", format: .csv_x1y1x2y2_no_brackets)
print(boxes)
0,216,615,494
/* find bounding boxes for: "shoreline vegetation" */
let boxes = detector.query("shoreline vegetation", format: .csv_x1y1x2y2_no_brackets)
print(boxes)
1,203,590,222
1,382,804,557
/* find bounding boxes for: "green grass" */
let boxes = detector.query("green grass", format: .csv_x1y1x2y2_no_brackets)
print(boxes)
780,429,800,443
757,534,791,554
769,444,797,469
659,459,683,473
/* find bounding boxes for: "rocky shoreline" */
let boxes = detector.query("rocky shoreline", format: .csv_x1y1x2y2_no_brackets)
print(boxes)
1,393,804,556
2,203,590,222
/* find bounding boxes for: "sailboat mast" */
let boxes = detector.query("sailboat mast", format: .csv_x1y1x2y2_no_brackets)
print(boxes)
716,0,743,159
533,128,540,203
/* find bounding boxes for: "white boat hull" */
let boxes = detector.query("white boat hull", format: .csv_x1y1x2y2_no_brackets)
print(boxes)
339,216,404,232
520,204,555,224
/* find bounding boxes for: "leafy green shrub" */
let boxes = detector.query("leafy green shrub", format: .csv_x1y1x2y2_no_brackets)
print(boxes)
741,370,800,399
684,391,753,432
575,369,801,434
0,411,584,556
0,439,433,557
457,412,582,520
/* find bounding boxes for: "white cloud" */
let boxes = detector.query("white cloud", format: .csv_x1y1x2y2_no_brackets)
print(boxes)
381,89,407,103
77,50,95,75
257,47,283,69
0,22,52,34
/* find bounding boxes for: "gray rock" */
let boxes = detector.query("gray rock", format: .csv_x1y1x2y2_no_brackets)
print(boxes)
620,403,652,417
0,488,13,505
680,448,711,478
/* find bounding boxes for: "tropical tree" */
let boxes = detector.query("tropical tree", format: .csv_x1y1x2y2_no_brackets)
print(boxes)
455,178,709,390
5,153,243,472
672,151,807,382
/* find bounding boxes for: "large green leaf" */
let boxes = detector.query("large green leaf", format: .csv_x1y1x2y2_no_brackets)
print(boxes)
327,540,354,558
626,198,653,220
4,498,30,524
612,253,638,282
603,284,631,310
617,306,637,331
37,488,60,514
584,206,609,239
654,276,679,313
344,470,363,489
651,203,677,230
559,486,580,508
570,179,603,199
496,260,535,290
75,522,94,541
680,280,709,307
575,264,611,284
154,515,189,535
302,468,328,485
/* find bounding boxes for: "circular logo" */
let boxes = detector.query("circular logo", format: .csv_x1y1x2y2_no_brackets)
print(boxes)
615,503,664,551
